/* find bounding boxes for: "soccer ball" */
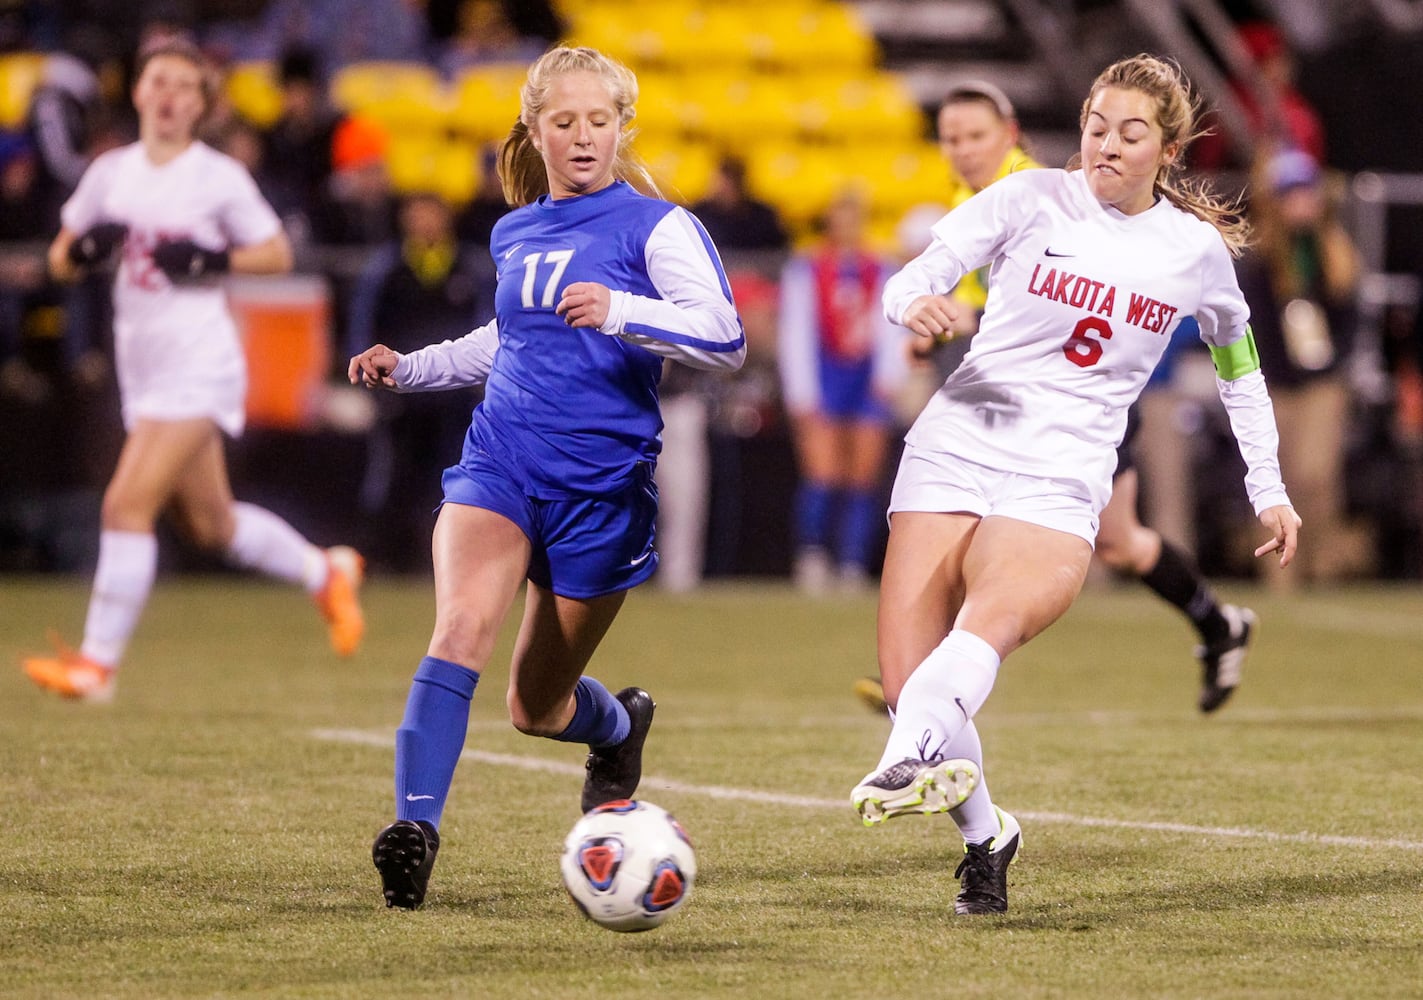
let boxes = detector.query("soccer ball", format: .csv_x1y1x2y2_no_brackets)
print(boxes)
560,799,697,932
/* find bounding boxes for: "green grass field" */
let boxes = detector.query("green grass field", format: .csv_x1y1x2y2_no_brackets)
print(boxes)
3,576,1422,998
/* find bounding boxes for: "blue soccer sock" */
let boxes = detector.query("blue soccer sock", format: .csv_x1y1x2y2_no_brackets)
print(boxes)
793,480,834,550
838,487,882,571
394,655,480,827
550,676,630,748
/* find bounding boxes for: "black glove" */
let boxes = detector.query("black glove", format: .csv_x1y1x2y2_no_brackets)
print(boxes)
67,222,128,267
151,239,231,280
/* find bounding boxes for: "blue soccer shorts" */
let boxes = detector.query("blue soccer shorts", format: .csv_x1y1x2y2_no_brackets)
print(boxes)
441,454,659,599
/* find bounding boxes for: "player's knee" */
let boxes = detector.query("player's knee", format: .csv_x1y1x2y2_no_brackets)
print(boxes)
1094,533,1132,571
183,509,235,551
428,612,499,671
506,690,562,737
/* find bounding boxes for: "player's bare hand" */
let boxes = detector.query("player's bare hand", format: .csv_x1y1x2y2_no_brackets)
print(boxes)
901,294,961,343
1253,504,1301,567
348,344,402,389
556,281,611,329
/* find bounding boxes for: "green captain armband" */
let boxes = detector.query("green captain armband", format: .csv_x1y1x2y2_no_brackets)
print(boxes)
1209,326,1261,380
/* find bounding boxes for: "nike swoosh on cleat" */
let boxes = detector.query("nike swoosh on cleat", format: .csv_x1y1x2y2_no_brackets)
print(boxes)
404,793,436,801
1044,247,1075,257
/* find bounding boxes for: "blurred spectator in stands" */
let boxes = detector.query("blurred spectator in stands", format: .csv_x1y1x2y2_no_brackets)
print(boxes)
689,155,788,253
25,26,116,226
260,45,339,239
433,0,546,78
1237,147,1366,587
658,268,783,589
455,141,511,245
778,188,906,593
656,158,785,586
0,131,47,242
346,190,495,572
1193,21,1326,171
309,113,397,246
425,0,564,50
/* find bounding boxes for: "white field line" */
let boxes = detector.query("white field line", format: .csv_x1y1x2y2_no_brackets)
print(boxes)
311,727,1423,852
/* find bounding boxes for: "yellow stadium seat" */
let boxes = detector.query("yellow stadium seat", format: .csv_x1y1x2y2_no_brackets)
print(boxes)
632,137,718,204
659,7,753,70
224,61,283,129
385,134,481,205
329,61,445,112
793,73,927,143
744,142,847,229
744,5,876,73
0,51,45,129
687,74,802,146
449,62,527,142
628,71,694,142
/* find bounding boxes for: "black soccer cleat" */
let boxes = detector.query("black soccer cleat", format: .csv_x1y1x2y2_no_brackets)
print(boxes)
581,687,655,813
372,819,440,909
954,808,1021,915
1197,604,1256,714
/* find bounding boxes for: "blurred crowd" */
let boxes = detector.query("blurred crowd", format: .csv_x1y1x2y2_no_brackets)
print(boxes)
1,2,1420,585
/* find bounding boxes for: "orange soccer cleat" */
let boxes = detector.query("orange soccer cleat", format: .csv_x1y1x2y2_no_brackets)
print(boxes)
315,546,366,657
23,636,116,703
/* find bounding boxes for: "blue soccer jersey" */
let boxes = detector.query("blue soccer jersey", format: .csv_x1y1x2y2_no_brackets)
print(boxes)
392,180,744,497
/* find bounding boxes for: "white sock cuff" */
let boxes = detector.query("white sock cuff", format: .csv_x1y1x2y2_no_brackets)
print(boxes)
99,529,158,562
941,628,1001,672
935,629,1000,719
227,502,325,590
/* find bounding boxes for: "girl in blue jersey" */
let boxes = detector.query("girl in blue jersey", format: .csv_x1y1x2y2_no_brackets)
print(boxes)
778,188,906,593
349,46,744,910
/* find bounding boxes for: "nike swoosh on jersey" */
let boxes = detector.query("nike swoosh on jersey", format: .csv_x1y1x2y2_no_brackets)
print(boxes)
1044,247,1075,257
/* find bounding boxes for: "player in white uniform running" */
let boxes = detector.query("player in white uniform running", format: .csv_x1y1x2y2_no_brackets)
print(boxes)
22,37,365,704
850,55,1302,914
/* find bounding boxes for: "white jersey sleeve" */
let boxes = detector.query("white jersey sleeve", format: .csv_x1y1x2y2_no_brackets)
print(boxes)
60,148,119,233
776,256,821,412
883,184,1017,325
599,207,746,372
213,157,282,248
391,318,501,391
1192,240,1291,514
1217,371,1291,514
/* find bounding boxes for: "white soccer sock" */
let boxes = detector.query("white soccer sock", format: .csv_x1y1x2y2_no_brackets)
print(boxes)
224,502,327,593
79,530,159,669
875,629,1000,772
943,720,1001,845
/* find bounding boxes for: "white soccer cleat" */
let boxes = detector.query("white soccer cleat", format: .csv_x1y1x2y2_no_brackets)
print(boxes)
851,756,979,827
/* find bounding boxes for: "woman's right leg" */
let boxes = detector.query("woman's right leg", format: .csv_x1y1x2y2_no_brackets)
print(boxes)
24,418,211,699
790,412,842,593
374,502,530,909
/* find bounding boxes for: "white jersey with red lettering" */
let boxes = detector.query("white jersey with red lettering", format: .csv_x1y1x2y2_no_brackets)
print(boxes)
61,141,282,435
883,167,1287,515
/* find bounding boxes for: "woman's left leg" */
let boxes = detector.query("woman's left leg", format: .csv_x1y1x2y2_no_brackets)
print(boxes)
508,583,655,811
169,430,365,656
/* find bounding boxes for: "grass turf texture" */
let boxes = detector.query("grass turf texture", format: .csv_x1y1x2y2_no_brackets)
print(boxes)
3,577,1422,998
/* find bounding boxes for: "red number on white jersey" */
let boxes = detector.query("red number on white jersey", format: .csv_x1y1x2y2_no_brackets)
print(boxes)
1062,316,1113,368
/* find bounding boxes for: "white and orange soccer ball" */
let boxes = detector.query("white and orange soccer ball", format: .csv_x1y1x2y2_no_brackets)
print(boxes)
560,799,696,932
